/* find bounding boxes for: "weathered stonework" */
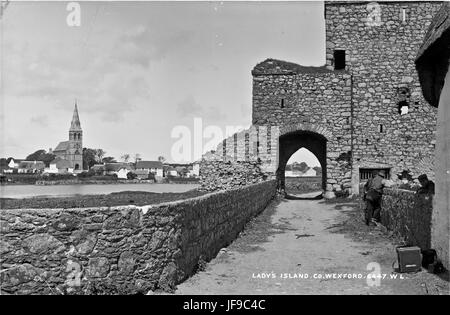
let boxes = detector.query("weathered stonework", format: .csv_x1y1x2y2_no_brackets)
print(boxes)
252,63,353,196
380,188,433,250
0,180,276,294
200,1,441,198
326,1,441,195
415,1,450,271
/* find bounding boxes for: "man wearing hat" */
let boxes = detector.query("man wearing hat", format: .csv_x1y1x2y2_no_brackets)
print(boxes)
417,174,435,195
363,170,386,226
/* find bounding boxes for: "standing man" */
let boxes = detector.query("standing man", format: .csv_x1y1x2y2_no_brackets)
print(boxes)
363,170,386,226
417,174,435,195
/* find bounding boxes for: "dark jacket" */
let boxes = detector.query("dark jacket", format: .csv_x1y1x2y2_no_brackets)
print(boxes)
364,175,384,201
417,181,435,195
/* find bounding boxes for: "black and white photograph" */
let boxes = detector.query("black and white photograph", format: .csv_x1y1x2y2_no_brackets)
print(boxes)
0,0,449,300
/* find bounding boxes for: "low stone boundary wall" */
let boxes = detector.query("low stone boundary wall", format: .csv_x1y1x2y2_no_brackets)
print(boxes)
380,189,433,250
285,176,322,194
0,180,276,295
360,188,433,250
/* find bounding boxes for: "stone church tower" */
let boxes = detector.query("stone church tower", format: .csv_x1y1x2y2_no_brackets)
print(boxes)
68,103,83,170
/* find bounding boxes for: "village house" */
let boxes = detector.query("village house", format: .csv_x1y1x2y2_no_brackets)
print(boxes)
136,161,163,179
90,164,105,174
190,162,200,177
7,158,23,170
17,161,45,174
133,169,152,180
104,163,134,179
165,166,178,177
46,157,73,174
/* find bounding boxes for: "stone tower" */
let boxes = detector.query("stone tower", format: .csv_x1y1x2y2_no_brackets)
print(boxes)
324,1,442,194
68,102,83,170
200,1,442,197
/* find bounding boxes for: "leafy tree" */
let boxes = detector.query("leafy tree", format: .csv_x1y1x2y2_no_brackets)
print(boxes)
102,156,116,163
25,149,55,167
158,156,166,163
26,149,46,161
95,149,105,163
82,148,97,170
127,172,137,180
121,154,130,163
292,162,309,173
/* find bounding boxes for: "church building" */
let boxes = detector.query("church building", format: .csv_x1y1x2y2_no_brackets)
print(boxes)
52,103,83,171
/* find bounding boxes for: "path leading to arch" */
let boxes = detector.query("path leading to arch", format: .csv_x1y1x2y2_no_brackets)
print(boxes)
175,194,449,295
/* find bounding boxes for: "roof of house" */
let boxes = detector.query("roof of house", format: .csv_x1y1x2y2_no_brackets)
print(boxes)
90,164,105,170
105,163,133,172
136,161,163,169
415,2,450,108
252,59,336,76
19,161,45,169
54,141,69,152
10,158,24,163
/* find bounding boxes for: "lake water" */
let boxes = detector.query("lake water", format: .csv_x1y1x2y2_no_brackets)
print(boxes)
0,183,199,199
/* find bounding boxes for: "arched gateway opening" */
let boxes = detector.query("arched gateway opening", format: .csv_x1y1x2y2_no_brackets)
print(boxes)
277,131,327,197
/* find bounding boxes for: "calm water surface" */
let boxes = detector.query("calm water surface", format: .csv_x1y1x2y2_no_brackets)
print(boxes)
0,183,199,199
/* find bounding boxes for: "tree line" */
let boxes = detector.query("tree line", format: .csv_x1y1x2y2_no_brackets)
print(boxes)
8,149,167,170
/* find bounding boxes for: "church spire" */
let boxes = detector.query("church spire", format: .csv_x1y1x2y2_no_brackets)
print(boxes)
70,101,82,131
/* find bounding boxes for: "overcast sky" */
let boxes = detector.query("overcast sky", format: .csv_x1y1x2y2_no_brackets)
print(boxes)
1,1,325,165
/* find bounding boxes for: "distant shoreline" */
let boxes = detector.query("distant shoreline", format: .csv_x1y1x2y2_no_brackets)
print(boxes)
0,188,206,209
0,179,200,186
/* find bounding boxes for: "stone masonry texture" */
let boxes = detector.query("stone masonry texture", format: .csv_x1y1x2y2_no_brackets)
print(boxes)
0,180,276,294
380,188,433,250
200,1,441,198
359,187,433,251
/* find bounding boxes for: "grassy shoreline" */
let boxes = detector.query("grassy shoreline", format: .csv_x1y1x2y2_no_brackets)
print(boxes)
0,189,207,210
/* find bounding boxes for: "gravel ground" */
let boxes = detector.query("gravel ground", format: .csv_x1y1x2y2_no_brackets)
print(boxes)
175,193,449,295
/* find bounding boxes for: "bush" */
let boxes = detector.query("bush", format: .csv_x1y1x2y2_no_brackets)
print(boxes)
45,173,76,181
77,170,95,179
127,172,137,180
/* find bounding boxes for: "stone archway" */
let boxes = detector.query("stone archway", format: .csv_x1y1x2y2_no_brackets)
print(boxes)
277,130,327,194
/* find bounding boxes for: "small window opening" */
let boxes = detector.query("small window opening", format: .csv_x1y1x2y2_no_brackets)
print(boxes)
378,124,383,133
280,99,285,108
397,87,410,115
334,50,346,70
398,100,409,115
402,8,406,22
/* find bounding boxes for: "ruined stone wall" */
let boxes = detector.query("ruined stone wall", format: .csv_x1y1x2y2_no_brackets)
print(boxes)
0,180,276,295
380,188,433,250
252,65,353,194
198,125,279,192
199,158,269,192
325,1,441,190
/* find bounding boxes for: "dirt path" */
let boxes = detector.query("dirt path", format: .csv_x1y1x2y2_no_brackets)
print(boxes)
176,194,449,295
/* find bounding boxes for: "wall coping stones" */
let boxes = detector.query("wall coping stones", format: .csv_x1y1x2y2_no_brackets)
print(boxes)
252,58,346,76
